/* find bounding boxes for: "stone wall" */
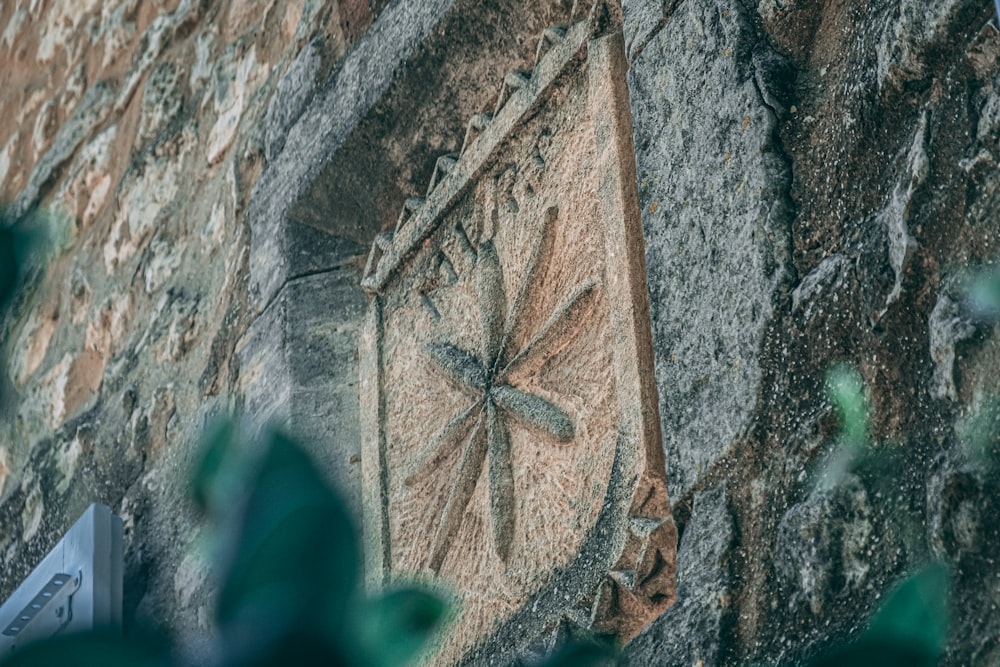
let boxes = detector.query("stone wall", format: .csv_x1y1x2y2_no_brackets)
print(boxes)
0,0,394,642
1,0,999,664
622,0,1000,663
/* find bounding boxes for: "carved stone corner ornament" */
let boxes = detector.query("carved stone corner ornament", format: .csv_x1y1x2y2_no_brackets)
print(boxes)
358,5,675,662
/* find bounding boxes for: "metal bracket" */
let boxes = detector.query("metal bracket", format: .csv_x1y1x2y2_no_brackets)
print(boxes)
0,504,122,655
2,572,82,650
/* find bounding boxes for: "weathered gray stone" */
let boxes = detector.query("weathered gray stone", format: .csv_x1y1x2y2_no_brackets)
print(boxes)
876,0,984,90
284,221,366,279
237,267,368,506
877,110,928,310
927,453,985,562
263,39,322,163
792,254,846,320
10,81,115,221
115,0,200,112
926,443,1000,666
622,484,735,667
621,0,669,62
294,0,327,43
773,475,880,619
627,0,792,499
137,61,184,147
248,0,457,309
929,282,977,401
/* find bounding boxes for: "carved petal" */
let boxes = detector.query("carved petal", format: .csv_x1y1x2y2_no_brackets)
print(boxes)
491,384,575,442
487,401,515,562
428,412,488,574
476,239,507,368
500,206,558,360
426,343,487,390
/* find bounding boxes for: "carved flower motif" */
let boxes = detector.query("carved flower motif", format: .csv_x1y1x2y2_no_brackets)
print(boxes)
410,213,599,573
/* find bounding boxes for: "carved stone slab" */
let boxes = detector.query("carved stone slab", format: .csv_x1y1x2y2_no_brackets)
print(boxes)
359,10,675,663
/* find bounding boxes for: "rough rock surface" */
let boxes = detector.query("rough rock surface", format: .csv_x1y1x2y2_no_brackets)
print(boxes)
237,266,368,509
627,0,793,499
2,0,1000,664
623,484,736,666
0,0,387,643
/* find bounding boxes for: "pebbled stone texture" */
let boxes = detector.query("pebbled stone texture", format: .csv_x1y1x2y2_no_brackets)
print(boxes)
773,475,883,621
621,0,669,62
627,0,793,500
263,38,323,163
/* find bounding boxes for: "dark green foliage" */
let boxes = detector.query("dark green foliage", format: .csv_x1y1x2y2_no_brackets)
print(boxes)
783,565,950,667
825,364,868,450
190,418,240,514
0,421,603,666
536,638,618,667
965,267,1000,322
0,208,49,313
800,638,939,667
353,588,451,667
0,632,170,667
960,396,1000,471
0,226,17,310
0,207,51,407
812,364,871,491
210,430,362,666
960,268,1000,471
866,564,949,659
784,364,952,667
1,425,449,667
195,424,456,667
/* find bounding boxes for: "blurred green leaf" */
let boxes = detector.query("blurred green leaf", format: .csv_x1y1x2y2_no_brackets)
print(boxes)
826,364,868,450
192,417,240,514
959,397,1000,470
0,209,51,312
867,563,949,658
354,587,450,667
0,226,17,308
780,565,949,667
214,430,359,657
537,638,618,667
813,364,872,492
966,270,1000,322
803,635,938,667
12,421,452,667
0,631,170,667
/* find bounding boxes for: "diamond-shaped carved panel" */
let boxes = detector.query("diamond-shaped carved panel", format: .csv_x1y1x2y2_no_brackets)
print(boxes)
360,10,675,664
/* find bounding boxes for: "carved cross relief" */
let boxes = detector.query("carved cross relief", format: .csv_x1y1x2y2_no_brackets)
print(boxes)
359,6,676,664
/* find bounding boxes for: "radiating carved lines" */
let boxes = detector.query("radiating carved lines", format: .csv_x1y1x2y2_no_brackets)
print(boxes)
407,399,484,480
413,207,600,572
501,279,599,378
497,206,558,373
427,411,487,573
